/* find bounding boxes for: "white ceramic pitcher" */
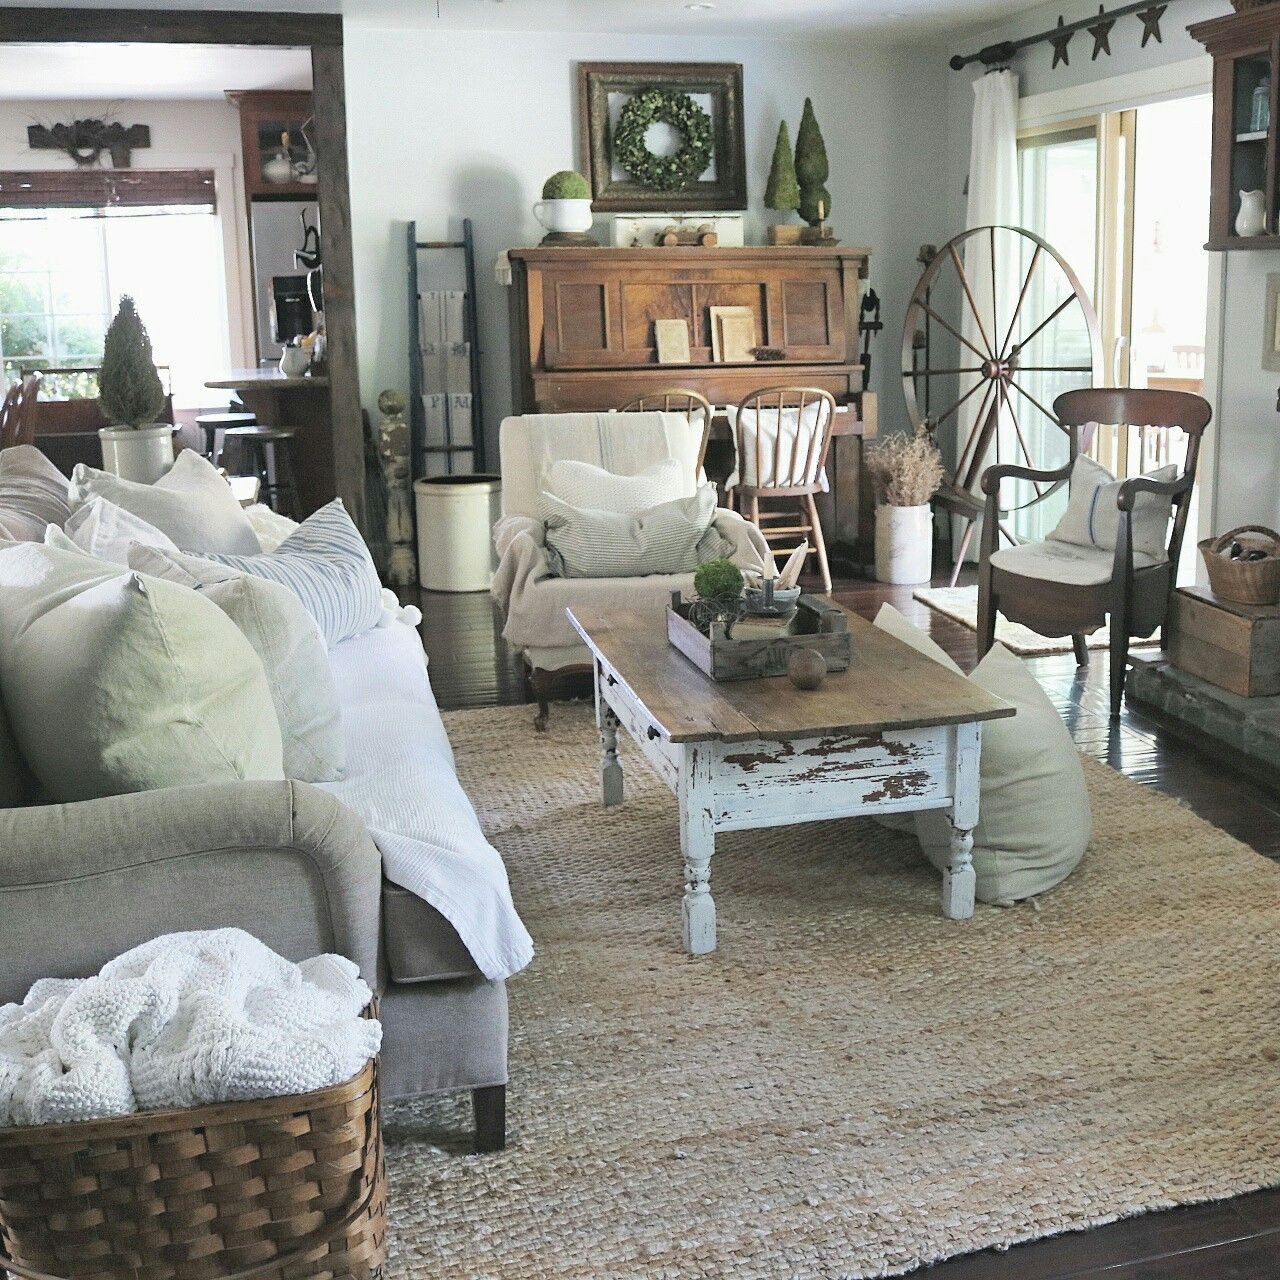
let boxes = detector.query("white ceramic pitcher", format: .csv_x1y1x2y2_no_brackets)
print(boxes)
1236,189,1266,238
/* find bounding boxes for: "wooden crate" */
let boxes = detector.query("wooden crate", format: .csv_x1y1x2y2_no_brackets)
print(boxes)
666,592,851,682
1167,584,1280,697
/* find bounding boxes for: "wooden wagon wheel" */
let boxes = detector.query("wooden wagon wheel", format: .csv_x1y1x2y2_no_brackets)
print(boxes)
901,225,1102,583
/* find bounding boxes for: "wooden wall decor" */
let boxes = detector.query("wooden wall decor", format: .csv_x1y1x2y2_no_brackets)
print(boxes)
577,62,746,212
27,120,150,167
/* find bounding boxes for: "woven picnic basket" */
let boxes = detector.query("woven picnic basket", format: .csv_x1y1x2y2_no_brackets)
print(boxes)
1198,525,1280,606
0,1053,384,1280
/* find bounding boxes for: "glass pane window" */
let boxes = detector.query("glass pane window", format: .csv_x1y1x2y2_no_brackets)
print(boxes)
0,204,229,409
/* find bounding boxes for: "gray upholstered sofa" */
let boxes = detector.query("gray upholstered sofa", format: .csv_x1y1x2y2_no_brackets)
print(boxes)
0,620,522,1153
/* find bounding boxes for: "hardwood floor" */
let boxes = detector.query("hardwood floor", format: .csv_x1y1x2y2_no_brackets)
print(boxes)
410,572,1280,1280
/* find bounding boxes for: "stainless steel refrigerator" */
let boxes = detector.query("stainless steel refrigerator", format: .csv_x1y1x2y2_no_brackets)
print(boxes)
249,201,319,362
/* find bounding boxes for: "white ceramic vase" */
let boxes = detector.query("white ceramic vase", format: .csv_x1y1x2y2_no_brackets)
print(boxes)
532,198,594,235
875,503,934,585
1236,189,1266,238
98,424,174,484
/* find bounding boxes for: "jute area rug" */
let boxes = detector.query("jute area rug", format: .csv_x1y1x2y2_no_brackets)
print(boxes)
913,585,1157,657
384,703,1280,1279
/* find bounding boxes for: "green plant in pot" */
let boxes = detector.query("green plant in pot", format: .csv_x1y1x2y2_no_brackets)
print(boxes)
534,169,595,241
689,558,746,638
98,295,173,483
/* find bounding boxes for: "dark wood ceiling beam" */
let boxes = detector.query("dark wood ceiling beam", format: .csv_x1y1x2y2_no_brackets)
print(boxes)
0,8,342,46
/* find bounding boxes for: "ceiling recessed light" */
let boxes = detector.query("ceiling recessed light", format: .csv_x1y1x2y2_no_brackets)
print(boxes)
686,3,716,9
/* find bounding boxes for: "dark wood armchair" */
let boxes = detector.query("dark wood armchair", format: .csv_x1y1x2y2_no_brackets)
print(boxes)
977,387,1212,718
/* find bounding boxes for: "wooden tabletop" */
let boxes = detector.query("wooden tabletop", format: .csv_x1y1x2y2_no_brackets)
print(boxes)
568,605,1015,743
205,369,329,390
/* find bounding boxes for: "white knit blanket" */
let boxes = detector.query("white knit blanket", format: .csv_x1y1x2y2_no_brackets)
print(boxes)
0,930,381,1128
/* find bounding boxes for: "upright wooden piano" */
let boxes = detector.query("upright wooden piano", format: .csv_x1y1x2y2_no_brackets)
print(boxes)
506,244,877,555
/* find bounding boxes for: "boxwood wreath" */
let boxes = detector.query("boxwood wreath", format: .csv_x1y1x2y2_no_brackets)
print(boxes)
612,87,713,192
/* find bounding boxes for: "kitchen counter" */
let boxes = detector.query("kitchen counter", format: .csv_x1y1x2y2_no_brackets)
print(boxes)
206,369,333,517
206,368,329,390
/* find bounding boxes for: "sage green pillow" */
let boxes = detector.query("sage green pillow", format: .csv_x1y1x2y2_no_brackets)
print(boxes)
0,542,283,803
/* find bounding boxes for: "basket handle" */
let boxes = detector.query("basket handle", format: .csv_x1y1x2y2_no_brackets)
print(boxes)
1210,525,1280,556
1,1122,382,1280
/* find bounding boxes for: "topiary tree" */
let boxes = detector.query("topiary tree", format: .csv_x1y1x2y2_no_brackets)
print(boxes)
98,296,164,428
541,170,591,200
763,121,800,216
795,98,832,228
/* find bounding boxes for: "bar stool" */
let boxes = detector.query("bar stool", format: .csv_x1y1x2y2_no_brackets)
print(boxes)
195,411,257,466
223,425,299,517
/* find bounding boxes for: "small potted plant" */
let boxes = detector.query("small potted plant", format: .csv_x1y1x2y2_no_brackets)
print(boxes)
866,425,944,585
689,558,746,638
97,295,172,483
533,170,595,242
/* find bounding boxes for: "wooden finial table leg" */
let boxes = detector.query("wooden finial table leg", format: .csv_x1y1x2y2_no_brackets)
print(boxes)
942,720,981,919
678,745,717,954
600,705,624,807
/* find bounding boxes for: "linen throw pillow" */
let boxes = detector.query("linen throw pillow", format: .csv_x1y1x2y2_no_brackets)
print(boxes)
540,485,727,579
873,605,1090,902
196,576,345,783
58,495,178,565
0,691,36,808
69,450,261,555
0,446,71,543
1047,455,1177,562
0,542,283,803
544,457,690,514
129,499,383,647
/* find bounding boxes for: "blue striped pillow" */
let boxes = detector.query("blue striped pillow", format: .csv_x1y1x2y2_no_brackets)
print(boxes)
128,499,383,647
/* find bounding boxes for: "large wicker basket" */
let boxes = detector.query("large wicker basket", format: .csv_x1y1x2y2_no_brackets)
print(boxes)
1198,525,1280,606
0,1055,384,1280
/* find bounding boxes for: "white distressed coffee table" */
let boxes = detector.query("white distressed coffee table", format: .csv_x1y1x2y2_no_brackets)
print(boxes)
568,605,1015,955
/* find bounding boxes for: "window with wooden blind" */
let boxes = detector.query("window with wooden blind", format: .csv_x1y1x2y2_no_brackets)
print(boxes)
0,168,228,409
0,169,216,211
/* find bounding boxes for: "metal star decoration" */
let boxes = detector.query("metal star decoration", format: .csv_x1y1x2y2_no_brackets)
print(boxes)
1087,5,1116,59
1049,15,1073,68
1138,3,1166,47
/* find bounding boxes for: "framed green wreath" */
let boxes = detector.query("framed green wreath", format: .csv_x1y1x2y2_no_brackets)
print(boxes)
612,88,713,193
578,62,747,212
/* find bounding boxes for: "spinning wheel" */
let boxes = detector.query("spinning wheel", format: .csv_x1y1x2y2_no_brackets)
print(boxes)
902,225,1102,583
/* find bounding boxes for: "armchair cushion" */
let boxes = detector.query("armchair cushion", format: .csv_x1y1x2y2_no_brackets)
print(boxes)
499,412,703,518
990,539,1165,587
545,457,689,513
540,485,724,579
1048,455,1176,561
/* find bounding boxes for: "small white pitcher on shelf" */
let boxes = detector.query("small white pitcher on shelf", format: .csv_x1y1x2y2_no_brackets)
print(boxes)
1236,189,1266,238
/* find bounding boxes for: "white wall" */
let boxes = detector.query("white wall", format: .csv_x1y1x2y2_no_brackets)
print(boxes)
935,0,1280,533
0,98,255,370
342,22,953,462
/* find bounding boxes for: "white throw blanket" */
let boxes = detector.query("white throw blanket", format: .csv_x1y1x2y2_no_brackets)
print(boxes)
0,930,380,1128
319,622,535,983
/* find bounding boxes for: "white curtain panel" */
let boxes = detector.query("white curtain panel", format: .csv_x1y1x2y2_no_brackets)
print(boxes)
955,68,1020,553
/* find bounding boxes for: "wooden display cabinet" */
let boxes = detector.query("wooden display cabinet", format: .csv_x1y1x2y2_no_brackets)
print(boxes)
226,90,318,200
1191,6,1280,249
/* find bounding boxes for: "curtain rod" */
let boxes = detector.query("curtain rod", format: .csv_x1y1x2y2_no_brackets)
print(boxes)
949,0,1171,71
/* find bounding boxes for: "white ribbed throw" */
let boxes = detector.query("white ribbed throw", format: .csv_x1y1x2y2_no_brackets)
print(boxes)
0,929,380,1128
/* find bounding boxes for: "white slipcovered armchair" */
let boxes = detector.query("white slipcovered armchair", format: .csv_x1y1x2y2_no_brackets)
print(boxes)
491,411,770,729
